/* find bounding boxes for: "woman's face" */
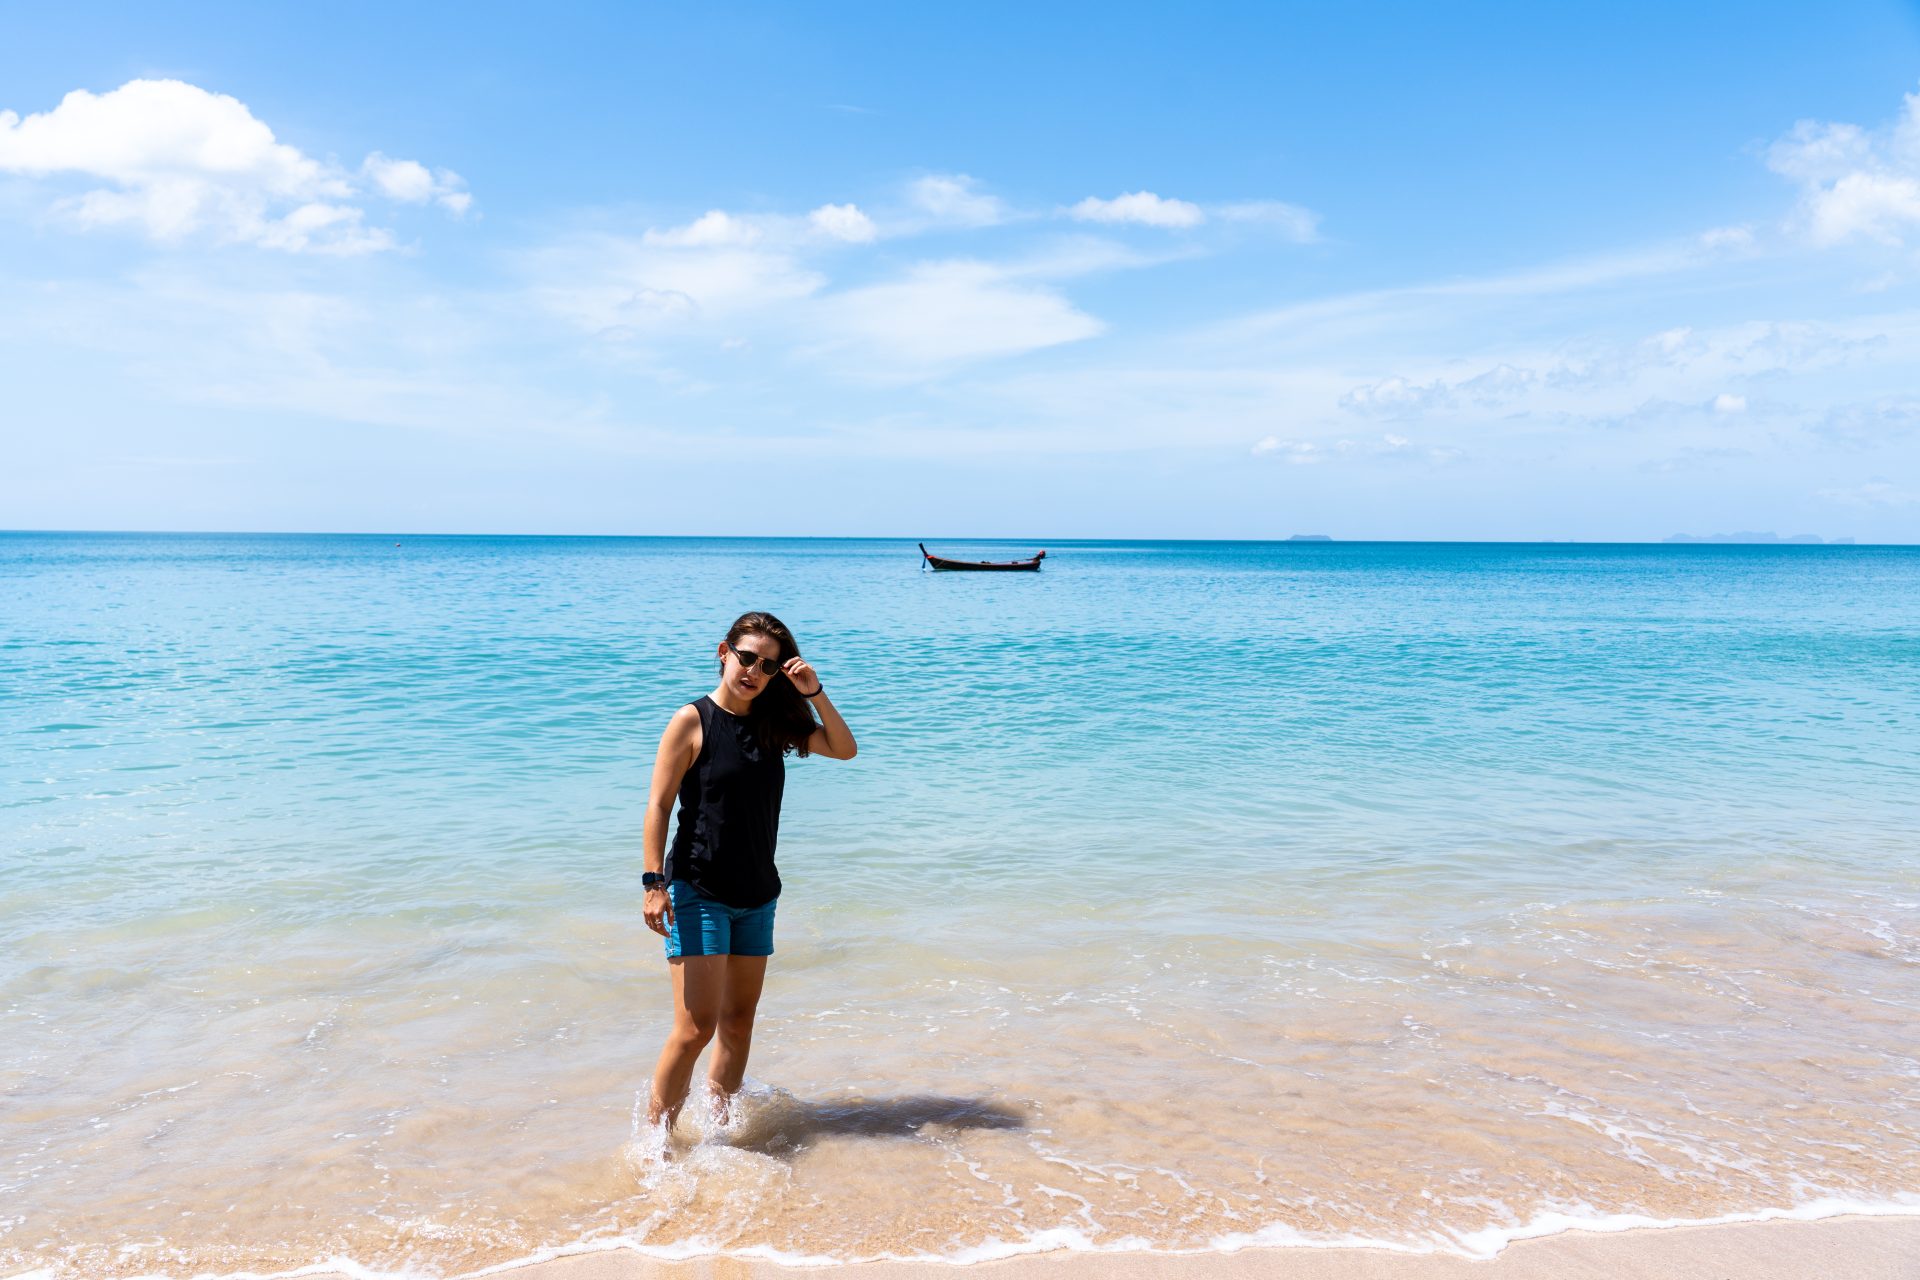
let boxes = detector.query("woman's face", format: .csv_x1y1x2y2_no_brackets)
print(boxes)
721,634,783,700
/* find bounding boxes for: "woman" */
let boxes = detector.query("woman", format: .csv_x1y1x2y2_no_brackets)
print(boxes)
641,611,857,1131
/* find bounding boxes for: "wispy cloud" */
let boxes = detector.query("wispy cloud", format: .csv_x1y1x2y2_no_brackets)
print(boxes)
1252,432,1458,465
528,228,824,340
1214,199,1320,241
546,183,1295,387
808,259,1103,373
1818,479,1920,507
1206,243,1711,357
907,173,1007,227
1810,396,1920,449
524,203,1158,377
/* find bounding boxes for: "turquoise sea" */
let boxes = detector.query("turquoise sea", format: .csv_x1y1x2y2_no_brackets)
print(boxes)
4,533,1919,1276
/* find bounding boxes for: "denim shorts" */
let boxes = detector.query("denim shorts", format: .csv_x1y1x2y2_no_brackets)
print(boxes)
664,880,778,958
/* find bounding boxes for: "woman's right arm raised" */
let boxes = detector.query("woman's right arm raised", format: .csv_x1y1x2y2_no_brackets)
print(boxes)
643,705,701,936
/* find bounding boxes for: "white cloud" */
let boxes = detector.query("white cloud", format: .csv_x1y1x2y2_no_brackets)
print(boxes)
1767,120,1875,185
642,209,761,248
813,260,1101,370
364,154,434,201
1712,392,1747,414
1063,193,1321,239
639,204,878,250
908,174,1006,226
1768,88,1920,246
0,79,338,193
1806,172,1920,246
1340,375,1451,416
254,201,396,255
0,79,468,253
808,202,877,242
1252,436,1322,462
1069,191,1204,228
362,152,470,214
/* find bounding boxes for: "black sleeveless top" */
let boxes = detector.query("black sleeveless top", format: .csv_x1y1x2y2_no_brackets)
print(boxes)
665,695,785,908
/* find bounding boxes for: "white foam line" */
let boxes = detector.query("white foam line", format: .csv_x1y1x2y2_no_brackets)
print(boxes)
28,1193,1920,1280
470,1195,1920,1270
1436,1195,1920,1261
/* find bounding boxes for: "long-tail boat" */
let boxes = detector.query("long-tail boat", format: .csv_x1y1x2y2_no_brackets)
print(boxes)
919,543,1047,572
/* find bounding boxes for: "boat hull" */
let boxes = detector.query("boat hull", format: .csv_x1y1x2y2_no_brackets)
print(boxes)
919,543,1046,571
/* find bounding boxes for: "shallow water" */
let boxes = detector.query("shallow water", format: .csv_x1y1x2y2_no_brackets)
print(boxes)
4,534,1919,1276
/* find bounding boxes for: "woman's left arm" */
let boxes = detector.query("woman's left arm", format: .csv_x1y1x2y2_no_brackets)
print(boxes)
784,658,857,760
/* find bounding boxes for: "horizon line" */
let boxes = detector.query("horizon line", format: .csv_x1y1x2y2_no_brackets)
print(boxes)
0,528,1904,547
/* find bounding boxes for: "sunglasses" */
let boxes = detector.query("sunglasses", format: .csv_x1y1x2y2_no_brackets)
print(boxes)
726,642,784,675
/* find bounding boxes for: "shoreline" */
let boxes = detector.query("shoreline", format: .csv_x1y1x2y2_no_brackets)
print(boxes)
286,1213,1920,1280
480,1215,1920,1280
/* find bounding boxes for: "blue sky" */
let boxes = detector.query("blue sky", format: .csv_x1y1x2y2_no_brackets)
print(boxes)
5,1,1920,540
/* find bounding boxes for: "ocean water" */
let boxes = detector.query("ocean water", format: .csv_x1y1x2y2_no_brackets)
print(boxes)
4,532,1919,1277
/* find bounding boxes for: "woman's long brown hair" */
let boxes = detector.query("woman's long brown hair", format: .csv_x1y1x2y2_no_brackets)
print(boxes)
721,611,817,757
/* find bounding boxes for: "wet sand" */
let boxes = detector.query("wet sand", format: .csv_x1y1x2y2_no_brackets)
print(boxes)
435,1215,1920,1280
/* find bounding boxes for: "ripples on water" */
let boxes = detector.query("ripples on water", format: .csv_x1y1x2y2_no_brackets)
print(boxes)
3,534,1919,1276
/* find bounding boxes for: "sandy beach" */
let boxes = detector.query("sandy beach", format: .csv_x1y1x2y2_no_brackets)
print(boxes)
407,1215,1920,1280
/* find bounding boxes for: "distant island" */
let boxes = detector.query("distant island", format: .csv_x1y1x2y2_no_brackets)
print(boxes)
1287,534,1334,541
1664,532,1855,545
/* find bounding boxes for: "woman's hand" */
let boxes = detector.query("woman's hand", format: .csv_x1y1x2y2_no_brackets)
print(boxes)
782,657,823,697
644,885,674,936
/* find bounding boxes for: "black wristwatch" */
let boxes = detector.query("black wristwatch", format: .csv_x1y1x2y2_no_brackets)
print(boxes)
642,872,666,889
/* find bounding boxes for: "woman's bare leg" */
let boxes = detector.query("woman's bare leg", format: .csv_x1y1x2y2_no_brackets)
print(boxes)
705,954,768,1120
648,955,726,1128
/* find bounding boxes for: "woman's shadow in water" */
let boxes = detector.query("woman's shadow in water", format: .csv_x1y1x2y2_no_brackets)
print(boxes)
743,1094,1025,1156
